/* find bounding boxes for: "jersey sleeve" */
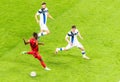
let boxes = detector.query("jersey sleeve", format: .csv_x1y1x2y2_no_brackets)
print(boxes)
36,9,41,15
45,8,49,15
75,29,79,35
46,8,48,12
66,32,71,38
76,29,78,33
36,12,39,15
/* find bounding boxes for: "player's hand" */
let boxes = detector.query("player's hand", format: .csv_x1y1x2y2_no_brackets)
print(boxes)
23,38,25,42
23,38,26,45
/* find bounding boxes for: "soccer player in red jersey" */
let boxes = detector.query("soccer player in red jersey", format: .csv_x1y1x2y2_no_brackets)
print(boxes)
22,32,51,71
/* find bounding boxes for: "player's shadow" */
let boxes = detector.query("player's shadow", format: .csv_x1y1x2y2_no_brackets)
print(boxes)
19,59,42,68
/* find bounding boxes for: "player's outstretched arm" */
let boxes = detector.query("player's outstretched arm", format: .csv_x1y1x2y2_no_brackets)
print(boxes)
35,13,39,24
23,39,29,45
78,32,83,40
65,36,73,46
65,36,71,44
47,13,54,20
38,42,44,45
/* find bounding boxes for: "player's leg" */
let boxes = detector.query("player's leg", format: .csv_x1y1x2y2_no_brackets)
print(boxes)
55,47,66,54
38,24,49,37
44,25,50,34
22,51,27,55
36,55,46,68
77,42,90,60
22,51,33,55
55,44,73,54
39,29,50,36
36,53,51,71
38,30,46,36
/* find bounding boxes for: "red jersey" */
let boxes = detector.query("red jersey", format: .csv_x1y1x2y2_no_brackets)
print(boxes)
29,38,38,52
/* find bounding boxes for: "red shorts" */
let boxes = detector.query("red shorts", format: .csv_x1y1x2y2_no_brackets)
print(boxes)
27,51,42,59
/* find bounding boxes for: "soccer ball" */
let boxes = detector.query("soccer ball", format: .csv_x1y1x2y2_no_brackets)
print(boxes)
30,71,36,77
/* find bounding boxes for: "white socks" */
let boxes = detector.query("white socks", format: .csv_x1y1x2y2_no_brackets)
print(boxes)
38,32,47,37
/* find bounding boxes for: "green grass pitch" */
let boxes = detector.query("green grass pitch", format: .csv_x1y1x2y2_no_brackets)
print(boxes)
0,0,120,82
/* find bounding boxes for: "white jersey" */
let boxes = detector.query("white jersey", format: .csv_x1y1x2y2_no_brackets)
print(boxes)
36,8,48,25
66,29,79,43
65,29,84,49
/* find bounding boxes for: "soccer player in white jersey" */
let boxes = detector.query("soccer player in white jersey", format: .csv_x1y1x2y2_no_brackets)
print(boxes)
35,2,54,37
55,25,90,60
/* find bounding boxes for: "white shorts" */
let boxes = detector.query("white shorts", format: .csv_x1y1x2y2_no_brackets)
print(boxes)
65,42,84,50
40,23,49,31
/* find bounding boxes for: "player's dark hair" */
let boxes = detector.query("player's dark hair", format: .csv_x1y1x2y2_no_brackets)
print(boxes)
72,25,76,29
42,2,46,5
33,32,38,38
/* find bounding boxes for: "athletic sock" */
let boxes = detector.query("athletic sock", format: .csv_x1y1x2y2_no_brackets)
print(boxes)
81,51,86,55
38,32,47,37
58,48,64,51
81,51,90,59
22,51,27,55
